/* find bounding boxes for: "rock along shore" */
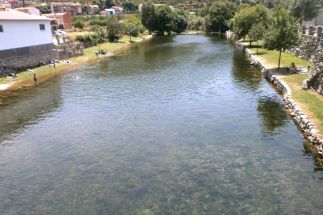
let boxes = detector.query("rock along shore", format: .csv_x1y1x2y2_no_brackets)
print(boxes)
236,41,323,166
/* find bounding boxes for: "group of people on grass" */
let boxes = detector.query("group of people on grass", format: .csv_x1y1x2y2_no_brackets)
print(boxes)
289,62,311,74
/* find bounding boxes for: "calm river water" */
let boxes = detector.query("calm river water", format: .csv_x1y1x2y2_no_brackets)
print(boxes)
0,35,322,214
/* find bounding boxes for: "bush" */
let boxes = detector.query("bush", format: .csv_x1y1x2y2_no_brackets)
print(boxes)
106,16,125,42
75,34,98,48
73,19,85,29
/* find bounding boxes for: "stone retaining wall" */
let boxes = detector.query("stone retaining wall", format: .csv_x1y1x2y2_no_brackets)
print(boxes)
287,25,323,95
0,38,84,70
237,41,323,164
0,44,56,69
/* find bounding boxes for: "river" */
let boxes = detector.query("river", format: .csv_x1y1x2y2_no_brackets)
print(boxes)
0,35,322,214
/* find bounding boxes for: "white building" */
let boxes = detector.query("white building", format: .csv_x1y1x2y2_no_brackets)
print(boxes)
0,9,55,68
104,8,115,15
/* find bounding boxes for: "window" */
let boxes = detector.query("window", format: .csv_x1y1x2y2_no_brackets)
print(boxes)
39,24,45,31
0,25,3,32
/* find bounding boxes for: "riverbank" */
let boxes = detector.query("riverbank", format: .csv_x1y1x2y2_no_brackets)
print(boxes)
236,41,323,165
0,35,152,91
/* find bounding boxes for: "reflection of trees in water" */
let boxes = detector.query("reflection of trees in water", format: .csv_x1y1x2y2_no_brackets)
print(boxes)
231,50,262,90
0,80,62,142
257,96,288,135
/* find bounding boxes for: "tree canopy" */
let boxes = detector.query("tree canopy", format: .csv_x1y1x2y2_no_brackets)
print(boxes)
205,0,237,33
141,1,157,34
106,16,125,42
141,1,188,35
232,4,272,39
155,6,176,35
264,7,299,68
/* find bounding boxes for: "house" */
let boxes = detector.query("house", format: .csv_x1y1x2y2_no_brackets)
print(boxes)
42,12,72,29
104,8,115,15
111,6,123,14
0,9,55,68
15,7,40,15
50,2,82,16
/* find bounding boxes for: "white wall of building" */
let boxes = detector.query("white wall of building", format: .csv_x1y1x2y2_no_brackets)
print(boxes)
0,20,53,50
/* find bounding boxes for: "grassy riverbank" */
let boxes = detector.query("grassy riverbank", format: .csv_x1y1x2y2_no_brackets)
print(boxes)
241,41,311,68
242,41,323,133
281,74,323,131
0,35,151,89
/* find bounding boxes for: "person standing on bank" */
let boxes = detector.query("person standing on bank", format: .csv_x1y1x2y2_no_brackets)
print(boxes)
33,74,37,85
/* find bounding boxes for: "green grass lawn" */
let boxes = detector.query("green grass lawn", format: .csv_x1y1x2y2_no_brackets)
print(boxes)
282,74,323,131
241,41,312,68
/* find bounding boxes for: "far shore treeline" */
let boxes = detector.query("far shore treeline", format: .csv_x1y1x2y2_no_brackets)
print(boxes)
70,0,322,67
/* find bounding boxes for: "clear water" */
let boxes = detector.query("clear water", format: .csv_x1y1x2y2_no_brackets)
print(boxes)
0,35,322,215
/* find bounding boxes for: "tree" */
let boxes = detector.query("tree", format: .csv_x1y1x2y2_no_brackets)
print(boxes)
205,0,237,33
93,0,105,10
248,22,266,54
106,16,125,42
232,4,271,40
141,1,157,34
155,6,175,36
36,5,51,14
73,19,85,30
125,15,144,41
126,23,139,42
122,1,138,12
93,25,106,52
172,13,188,34
105,0,115,9
292,0,322,24
264,8,299,69
187,14,205,31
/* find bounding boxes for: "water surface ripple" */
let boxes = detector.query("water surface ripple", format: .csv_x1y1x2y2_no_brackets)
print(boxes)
0,35,322,214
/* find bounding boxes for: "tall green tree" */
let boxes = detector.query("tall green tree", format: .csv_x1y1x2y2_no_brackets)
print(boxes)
232,3,272,45
172,13,188,34
106,16,125,42
105,0,115,9
205,0,237,33
264,8,299,69
125,15,145,41
155,6,175,36
248,22,266,54
141,1,157,34
93,25,107,52
122,1,138,12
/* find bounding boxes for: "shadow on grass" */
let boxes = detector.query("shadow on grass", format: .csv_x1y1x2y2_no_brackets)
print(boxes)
252,52,266,56
265,67,302,76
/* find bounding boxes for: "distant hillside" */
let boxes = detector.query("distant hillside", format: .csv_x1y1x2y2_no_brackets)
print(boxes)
35,0,211,5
